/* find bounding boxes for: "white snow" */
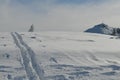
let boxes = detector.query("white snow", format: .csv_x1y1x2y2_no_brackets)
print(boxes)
0,32,120,80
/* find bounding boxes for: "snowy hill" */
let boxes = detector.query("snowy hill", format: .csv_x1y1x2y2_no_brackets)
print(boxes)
0,32,120,80
85,23,120,36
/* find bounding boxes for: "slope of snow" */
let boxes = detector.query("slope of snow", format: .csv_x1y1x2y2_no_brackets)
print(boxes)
0,32,120,80
0,33,28,80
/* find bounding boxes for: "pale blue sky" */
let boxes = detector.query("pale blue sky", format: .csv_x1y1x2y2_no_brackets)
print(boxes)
11,0,104,4
0,0,120,31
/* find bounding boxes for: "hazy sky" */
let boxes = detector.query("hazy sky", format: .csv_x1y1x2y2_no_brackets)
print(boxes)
0,0,120,32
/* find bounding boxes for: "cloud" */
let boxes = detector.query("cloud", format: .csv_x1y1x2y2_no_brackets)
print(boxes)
0,0,120,31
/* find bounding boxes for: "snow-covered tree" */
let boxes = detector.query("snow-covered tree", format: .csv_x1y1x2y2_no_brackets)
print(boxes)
28,24,34,32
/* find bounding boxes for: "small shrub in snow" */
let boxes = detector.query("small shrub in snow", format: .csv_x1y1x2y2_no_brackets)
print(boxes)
7,74,12,79
30,36,36,39
3,44,7,47
3,53,10,59
1,37,5,39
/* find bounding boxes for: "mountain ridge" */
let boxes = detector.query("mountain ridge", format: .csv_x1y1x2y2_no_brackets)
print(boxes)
85,23,120,36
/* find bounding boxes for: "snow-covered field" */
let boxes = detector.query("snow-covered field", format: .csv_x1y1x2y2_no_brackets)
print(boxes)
0,32,120,80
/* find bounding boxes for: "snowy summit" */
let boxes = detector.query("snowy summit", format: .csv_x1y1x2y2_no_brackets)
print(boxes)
85,23,120,36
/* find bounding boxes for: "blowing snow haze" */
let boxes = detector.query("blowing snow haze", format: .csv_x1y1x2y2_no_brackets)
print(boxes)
0,0,120,31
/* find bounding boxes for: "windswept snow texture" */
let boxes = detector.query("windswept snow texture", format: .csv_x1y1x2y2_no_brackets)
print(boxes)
1,32,120,80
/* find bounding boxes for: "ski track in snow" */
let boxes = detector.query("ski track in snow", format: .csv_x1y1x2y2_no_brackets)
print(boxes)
11,32,45,80
6,32,120,80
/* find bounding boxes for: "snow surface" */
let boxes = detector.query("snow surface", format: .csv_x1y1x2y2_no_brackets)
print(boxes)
0,32,120,80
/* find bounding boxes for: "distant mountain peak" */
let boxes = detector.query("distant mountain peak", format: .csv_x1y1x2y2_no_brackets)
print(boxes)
85,23,120,36
96,23,109,28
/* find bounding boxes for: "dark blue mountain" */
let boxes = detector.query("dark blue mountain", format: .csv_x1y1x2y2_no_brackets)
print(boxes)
85,23,120,36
